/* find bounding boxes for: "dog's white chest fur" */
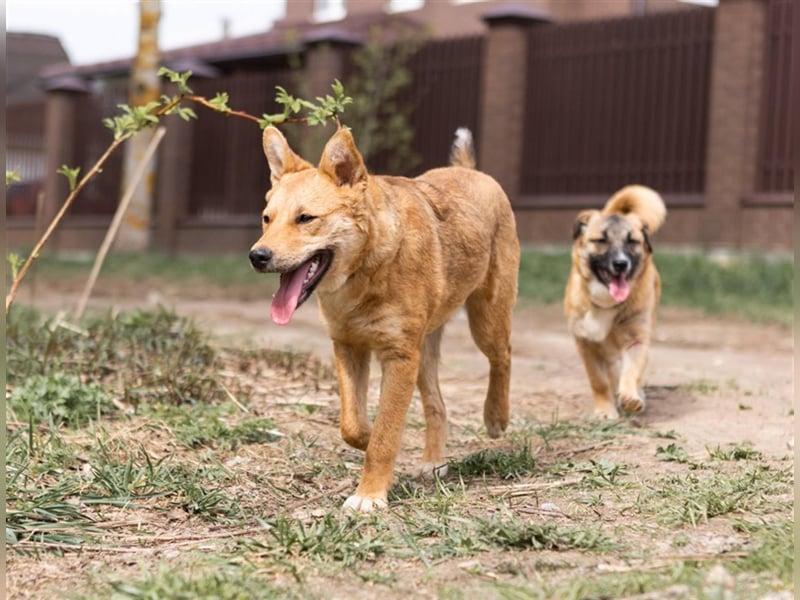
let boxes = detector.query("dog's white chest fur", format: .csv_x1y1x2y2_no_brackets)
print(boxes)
572,305,616,342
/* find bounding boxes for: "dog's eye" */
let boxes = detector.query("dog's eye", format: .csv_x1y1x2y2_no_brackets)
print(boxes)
590,238,607,245
626,235,640,245
296,214,316,224
262,214,270,225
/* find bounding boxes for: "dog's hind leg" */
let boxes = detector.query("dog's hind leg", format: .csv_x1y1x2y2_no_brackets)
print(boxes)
416,326,448,478
333,341,372,451
465,288,514,439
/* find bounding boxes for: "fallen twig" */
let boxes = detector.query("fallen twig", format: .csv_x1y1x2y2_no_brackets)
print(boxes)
73,126,167,319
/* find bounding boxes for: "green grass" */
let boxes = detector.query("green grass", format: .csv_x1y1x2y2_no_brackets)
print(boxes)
6,305,222,411
636,463,792,527
516,248,572,304
9,250,258,288
656,251,793,323
103,563,295,600
9,247,793,323
449,441,537,481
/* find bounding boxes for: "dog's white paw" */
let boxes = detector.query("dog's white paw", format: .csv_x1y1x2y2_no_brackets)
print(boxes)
342,494,388,513
593,405,620,420
417,462,448,480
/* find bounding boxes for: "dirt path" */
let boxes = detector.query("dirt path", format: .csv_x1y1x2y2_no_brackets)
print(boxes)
24,280,793,461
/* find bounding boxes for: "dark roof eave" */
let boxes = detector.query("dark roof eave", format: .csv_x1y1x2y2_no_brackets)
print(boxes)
482,3,552,24
184,43,302,65
39,42,301,85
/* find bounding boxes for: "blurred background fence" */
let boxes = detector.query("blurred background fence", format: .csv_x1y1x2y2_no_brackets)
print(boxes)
7,0,793,251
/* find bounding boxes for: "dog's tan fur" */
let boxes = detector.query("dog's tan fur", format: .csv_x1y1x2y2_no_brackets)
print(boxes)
565,185,666,418
250,126,520,511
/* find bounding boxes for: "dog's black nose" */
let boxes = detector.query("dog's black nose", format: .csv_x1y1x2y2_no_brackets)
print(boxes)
611,258,629,274
249,248,273,271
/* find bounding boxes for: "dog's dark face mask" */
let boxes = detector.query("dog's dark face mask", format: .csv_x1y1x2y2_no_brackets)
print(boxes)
576,214,651,303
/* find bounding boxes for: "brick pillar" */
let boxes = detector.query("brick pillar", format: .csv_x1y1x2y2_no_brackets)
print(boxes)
41,77,88,251
478,6,550,200
702,0,767,247
301,30,362,159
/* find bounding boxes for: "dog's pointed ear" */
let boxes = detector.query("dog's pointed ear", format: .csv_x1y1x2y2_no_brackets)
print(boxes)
262,126,313,184
319,128,367,187
573,210,596,240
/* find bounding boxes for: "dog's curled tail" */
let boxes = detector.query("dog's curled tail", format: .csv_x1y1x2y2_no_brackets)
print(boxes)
603,185,667,233
449,127,476,169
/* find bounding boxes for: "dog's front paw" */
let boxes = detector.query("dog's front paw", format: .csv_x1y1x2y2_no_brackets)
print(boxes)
593,405,620,420
618,392,645,414
484,419,508,439
417,462,448,480
342,494,388,513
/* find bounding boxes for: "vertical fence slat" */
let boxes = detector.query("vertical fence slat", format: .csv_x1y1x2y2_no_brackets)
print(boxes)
520,8,714,198
757,0,793,193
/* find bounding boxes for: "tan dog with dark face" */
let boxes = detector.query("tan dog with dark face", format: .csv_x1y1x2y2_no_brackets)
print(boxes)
249,126,520,512
565,185,666,419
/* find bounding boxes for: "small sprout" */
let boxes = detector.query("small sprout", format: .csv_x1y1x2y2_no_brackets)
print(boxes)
209,92,232,113
57,164,81,191
158,66,194,95
7,253,24,279
264,80,353,129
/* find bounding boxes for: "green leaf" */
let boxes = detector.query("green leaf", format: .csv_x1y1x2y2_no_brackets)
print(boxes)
259,113,285,128
157,66,194,95
57,165,81,192
208,92,231,113
176,106,198,121
7,252,24,280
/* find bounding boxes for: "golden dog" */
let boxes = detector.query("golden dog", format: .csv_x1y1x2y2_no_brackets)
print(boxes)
565,185,666,418
249,126,520,511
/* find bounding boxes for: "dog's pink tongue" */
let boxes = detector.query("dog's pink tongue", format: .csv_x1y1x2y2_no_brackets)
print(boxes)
609,277,630,303
271,265,309,325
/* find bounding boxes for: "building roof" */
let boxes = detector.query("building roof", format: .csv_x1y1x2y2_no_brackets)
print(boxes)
39,10,427,84
8,32,70,103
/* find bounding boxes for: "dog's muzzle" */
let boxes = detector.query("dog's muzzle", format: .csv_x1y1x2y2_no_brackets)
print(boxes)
611,257,630,275
249,248,273,272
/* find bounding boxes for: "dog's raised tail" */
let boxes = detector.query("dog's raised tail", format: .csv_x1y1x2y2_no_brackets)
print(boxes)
603,185,667,233
450,127,476,169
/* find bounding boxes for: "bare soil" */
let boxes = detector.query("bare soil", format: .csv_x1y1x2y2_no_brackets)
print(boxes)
19,276,794,460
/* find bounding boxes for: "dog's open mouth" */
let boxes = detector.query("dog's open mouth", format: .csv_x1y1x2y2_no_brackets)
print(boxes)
271,250,333,325
607,274,630,303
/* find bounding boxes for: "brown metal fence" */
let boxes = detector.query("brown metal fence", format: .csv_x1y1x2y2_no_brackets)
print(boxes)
520,9,714,199
756,0,793,193
7,101,49,216
187,68,294,219
71,90,127,216
19,3,790,246
402,36,483,175
354,35,484,177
